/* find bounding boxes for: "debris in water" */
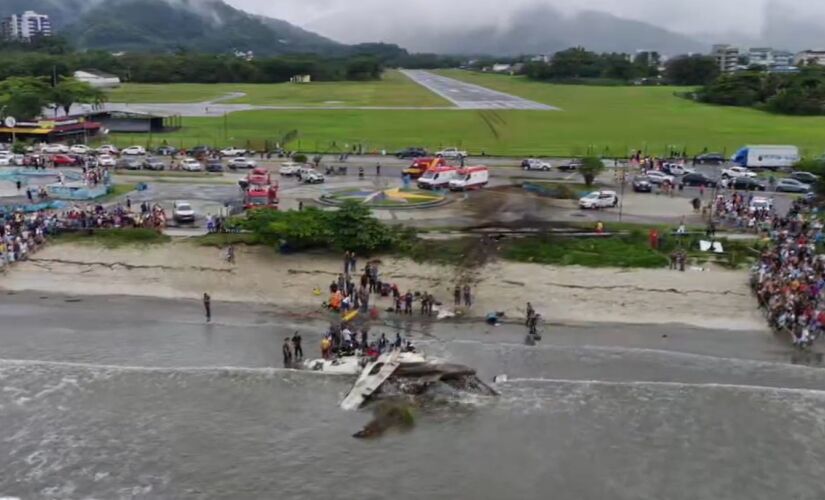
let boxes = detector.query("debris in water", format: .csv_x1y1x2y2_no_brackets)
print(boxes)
353,401,415,439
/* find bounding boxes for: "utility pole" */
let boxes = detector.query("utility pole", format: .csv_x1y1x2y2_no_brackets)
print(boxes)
618,168,626,222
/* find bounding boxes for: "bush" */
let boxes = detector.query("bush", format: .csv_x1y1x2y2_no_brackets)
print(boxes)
292,153,308,164
240,201,400,254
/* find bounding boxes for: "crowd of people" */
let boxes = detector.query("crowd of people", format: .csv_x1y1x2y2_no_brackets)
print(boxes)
713,192,776,233
751,198,825,348
325,252,472,320
0,210,55,268
59,201,166,230
316,326,414,364
0,200,167,269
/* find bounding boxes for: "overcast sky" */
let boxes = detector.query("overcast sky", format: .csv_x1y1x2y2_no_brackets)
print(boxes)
226,0,824,42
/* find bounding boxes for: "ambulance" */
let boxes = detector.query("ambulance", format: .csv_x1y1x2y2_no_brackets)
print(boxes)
417,165,459,190
448,166,489,191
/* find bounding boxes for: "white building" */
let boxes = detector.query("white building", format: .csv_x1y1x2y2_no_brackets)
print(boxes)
795,50,825,66
712,44,740,73
1,11,52,41
73,70,122,89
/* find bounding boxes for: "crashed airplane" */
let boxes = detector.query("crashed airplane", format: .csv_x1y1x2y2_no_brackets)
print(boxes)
303,350,498,411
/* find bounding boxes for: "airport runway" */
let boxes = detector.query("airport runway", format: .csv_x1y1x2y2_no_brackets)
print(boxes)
400,69,558,110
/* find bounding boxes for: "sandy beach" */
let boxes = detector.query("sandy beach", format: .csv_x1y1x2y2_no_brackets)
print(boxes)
1,240,765,331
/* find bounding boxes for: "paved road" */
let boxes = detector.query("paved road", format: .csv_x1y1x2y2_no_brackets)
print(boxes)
400,70,558,110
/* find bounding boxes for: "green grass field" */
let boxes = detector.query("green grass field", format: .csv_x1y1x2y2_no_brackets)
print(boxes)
105,70,449,107
104,70,825,157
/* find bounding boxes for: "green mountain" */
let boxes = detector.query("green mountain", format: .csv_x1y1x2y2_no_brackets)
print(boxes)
2,0,342,56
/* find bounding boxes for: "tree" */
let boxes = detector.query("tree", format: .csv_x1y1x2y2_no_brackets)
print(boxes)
579,157,605,187
0,76,52,120
665,55,720,85
51,77,106,116
328,200,396,253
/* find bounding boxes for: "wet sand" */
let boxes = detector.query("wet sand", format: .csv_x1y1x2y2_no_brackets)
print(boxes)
2,241,766,331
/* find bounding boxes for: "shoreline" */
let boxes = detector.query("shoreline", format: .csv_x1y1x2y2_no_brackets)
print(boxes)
1,240,767,332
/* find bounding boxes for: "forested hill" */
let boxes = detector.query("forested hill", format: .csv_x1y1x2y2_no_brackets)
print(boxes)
0,0,344,56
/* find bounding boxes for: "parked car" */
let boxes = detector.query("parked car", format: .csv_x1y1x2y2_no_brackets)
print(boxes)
122,145,147,156
98,155,117,167
435,147,467,159
279,162,302,176
300,168,325,184
0,154,12,166
97,144,119,155
42,144,69,154
69,144,91,155
219,147,248,157
155,145,179,156
721,166,757,179
645,171,675,185
117,158,142,170
557,160,582,171
173,201,195,223
791,171,820,184
51,154,77,166
181,158,203,172
205,159,224,172
731,177,766,191
189,145,211,157
228,157,257,170
681,172,717,187
775,178,811,193
579,190,619,209
632,177,653,193
143,158,166,171
661,163,694,176
396,147,428,159
521,158,551,171
695,152,726,165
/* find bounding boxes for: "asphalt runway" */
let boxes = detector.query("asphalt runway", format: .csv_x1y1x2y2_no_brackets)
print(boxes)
401,69,558,110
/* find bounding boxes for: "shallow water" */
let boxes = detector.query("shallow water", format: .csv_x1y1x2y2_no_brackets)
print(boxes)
1,294,824,499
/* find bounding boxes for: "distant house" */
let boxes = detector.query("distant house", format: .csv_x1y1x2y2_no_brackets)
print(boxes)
290,74,311,84
73,69,121,89
491,64,512,73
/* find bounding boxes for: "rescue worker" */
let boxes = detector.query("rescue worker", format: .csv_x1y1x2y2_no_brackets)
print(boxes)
292,332,303,360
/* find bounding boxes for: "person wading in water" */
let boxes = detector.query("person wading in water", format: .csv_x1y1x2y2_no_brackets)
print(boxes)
291,332,303,360
283,338,293,366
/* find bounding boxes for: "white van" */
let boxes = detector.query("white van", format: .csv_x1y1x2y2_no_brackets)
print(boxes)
579,190,619,209
449,166,489,191
417,166,458,190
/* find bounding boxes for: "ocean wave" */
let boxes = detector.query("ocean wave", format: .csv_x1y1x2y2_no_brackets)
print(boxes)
498,377,825,398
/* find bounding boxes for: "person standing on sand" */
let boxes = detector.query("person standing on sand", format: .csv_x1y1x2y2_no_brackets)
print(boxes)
343,251,350,275
404,291,413,315
463,285,472,307
454,285,461,307
203,293,211,322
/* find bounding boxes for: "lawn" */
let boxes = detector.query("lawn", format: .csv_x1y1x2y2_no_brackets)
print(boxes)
104,70,825,158
53,228,170,248
105,70,450,107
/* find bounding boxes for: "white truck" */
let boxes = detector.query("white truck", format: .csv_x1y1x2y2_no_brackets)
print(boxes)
731,145,799,169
